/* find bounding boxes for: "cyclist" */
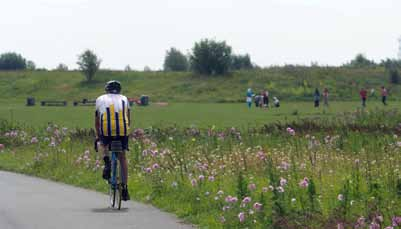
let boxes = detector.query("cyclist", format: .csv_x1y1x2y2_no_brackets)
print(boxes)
95,80,131,201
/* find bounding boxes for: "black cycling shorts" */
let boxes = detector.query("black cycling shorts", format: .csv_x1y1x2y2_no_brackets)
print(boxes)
100,135,129,151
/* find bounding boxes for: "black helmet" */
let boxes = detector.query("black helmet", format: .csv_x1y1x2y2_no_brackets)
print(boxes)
105,80,121,94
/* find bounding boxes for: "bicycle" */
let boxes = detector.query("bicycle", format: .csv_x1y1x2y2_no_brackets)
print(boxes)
95,139,124,210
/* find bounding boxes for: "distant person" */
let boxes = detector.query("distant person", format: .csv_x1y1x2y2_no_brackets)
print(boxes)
246,88,254,108
273,97,280,107
261,90,269,108
259,90,264,109
314,88,320,107
381,86,388,105
370,88,376,99
254,94,260,107
323,88,329,106
264,89,269,108
359,88,367,107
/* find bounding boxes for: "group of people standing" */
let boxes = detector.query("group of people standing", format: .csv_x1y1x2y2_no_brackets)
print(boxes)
313,86,389,108
313,88,329,107
359,86,388,107
246,88,280,109
247,86,390,109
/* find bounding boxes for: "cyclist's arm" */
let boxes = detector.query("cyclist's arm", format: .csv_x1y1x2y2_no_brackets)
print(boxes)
95,110,100,139
127,108,131,127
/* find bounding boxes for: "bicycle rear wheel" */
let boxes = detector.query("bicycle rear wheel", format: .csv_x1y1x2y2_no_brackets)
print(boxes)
109,152,122,210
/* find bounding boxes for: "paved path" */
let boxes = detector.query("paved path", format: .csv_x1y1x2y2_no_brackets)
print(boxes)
0,171,192,229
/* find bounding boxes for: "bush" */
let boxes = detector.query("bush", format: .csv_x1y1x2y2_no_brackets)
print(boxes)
344,54,376,68
163,48,188,71
190,39,232,75
0,52,27,70
56,63,68,71
231,54,253,70
26,60,36,70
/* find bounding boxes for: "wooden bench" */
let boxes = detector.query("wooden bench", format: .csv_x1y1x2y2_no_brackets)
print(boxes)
41,101,67,106
73,99,96,106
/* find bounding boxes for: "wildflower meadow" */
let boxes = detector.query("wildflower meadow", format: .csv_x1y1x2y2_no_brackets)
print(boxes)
1,109,401,228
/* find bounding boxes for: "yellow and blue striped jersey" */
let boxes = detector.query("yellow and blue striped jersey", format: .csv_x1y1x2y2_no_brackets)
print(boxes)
96,94,130,137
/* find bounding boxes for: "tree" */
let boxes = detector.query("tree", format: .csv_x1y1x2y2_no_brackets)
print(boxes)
144,66,151,72
381,58,401,69
345,54,376,67
163,47,188,71
77,50,101,81
124,65,132,71
389,68,400,84
0,52,27,70
231,54,253,70
381,59,401,84
56,63,69,71
26,60,36,70
190,39,232,75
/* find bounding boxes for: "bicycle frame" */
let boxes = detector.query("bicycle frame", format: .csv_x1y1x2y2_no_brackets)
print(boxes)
110,151,124,188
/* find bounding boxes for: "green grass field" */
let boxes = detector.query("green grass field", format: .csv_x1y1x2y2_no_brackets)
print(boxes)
1,68,401,228
0,67,400,103
1,101,399,129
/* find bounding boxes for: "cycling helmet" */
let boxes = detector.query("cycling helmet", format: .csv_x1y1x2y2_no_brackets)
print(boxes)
105,80,121,94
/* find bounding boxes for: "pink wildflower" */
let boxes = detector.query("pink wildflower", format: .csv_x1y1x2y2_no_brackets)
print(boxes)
280,177,287,186
152,163,159,169
145,167,152,173
30,137,38,144
277,186,285,193
355,216,366,228
370,222,380,229
253,202,262,211
242,196,251,204
208,176,215,182
257,151,266,160
299,177,309,188
286,127,295,135
230,197,238,203
279,161,290,170
392,216,401,226
198,175,205,181
248,183,256,191
0,144,4,150
238,212,245,223
191,178,197,187
222,205,230,211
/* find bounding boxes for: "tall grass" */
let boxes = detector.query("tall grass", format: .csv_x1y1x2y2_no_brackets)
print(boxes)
1,110,401,228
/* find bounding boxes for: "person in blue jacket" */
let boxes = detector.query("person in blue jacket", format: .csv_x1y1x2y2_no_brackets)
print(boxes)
246,88,254,108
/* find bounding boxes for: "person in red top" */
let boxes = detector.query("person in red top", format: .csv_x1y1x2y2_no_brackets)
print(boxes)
381,86,388,105
323,88,329,106
359,88,367,107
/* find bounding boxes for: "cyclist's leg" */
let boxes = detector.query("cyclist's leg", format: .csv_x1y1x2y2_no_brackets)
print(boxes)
117,151,128,185
100,138,111,180
118,151,130,200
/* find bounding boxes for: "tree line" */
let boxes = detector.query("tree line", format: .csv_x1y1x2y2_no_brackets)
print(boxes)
0,39,400,84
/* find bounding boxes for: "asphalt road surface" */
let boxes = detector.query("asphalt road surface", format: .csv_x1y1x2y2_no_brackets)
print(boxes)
0,171,192,229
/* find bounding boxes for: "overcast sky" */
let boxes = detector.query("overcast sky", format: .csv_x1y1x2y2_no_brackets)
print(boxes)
1,0,400,70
